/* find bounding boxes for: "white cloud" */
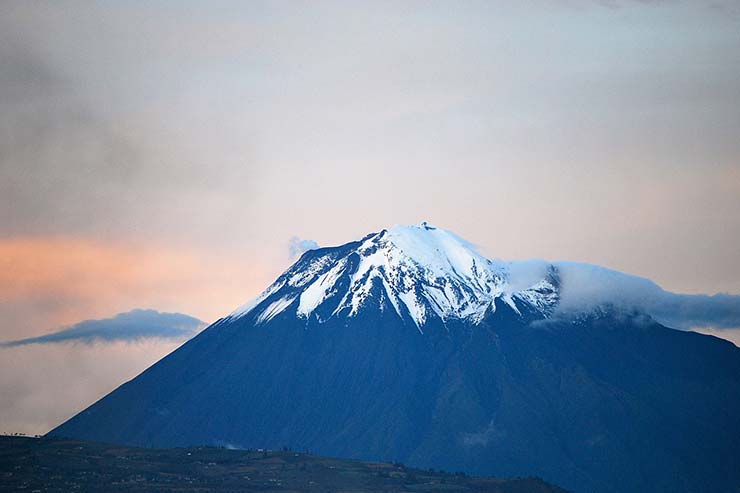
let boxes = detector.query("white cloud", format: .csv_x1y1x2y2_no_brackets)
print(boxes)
289,237,320,259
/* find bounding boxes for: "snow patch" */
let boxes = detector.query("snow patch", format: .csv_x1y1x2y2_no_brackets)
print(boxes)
256,295,297,324
298,260,347,317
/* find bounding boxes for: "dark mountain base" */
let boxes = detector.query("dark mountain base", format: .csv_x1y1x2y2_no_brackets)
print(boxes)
0,436,565,493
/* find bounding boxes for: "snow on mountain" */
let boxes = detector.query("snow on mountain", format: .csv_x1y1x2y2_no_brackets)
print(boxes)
228,222,560,329
226,222,740,334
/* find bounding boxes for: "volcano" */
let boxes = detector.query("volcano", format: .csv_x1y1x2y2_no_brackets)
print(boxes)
50,223,740,493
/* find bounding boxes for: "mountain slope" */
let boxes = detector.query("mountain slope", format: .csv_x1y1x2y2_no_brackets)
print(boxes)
49,223,740,493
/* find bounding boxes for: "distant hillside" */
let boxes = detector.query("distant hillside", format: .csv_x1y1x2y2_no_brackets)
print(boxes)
0,436,566,492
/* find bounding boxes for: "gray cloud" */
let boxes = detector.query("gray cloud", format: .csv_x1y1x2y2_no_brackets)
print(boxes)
0,309,204,347
0,3,257,245
289,237,320,259
0,27,141,239
1,1,738,298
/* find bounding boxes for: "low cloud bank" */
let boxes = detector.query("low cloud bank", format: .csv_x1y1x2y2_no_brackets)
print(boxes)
642,292,740,331
505,259,740,333
0,309,205,347
551,261,740,331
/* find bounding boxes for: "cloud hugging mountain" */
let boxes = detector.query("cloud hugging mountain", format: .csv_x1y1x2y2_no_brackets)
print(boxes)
506,259,740,333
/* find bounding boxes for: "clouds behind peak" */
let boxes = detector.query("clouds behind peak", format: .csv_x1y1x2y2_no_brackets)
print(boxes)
548,261,740,332
0,309,204,348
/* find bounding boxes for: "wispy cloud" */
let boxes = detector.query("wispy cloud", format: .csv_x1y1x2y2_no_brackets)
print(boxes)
289,237,319,259
0,309,204,347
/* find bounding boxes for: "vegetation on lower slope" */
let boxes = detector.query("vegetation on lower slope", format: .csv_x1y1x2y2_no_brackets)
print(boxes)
0,436,565,492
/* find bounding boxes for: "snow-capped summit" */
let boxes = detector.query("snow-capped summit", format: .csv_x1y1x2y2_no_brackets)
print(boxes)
229,222,560,330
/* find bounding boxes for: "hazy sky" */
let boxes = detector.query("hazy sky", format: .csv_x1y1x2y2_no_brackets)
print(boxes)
1,0,739,434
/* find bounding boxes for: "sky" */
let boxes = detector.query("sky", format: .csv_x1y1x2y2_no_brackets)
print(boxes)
1,0,739,434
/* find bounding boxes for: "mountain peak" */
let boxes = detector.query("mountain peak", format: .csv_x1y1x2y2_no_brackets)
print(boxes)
229,224,559,330
376,223,499,287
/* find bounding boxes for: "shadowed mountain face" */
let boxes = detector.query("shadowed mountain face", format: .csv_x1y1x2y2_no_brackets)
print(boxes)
50,225,740,493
